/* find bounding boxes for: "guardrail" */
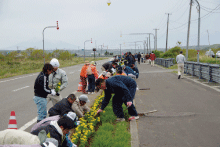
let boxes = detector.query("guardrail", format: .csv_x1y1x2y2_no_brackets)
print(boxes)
155,58,175,68
184,61,220,83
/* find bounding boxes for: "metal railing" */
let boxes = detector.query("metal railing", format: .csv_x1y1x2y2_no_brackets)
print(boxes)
155,58,175,68
184,61,220,83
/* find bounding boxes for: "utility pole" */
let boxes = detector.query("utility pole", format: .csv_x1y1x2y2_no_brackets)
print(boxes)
149,34,151,53
207,30,210,45
154,29,159,50
165,13,171,52
146,37,149,54
186,0,193,61
120,44,121,57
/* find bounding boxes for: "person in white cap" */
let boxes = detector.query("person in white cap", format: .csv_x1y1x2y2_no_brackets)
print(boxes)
48,58,68,105
31,113,77,147
72,95,90,118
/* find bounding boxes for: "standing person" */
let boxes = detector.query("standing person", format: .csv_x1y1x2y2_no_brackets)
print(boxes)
33,63,56,123
137,52,141,64
48,58,68,105
80,61,90,94
87,61,99,94
150,52,156,67
145,53,150,64
141,53,144,63
176,51,186,79
96,76,139,122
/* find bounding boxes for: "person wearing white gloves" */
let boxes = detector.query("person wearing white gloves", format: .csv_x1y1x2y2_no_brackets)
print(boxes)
48,58,68,105
34,63,56,123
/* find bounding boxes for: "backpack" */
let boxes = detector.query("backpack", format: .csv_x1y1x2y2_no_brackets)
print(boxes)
86,66,92,75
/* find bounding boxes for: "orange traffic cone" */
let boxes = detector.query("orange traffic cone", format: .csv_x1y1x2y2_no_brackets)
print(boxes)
8,111,17,129
77,81,83,92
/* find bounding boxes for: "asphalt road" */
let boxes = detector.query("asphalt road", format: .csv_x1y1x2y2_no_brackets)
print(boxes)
0,59,109,131
135,64,220,147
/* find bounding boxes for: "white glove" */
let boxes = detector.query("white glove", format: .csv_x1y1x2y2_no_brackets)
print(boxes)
51,89,56,96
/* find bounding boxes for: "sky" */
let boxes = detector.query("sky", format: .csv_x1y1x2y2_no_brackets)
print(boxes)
0,0,220,51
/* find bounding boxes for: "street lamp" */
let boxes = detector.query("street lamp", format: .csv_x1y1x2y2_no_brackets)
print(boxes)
84,38,92,62
42,21,59,64
129,33,156,51
98,45,103,56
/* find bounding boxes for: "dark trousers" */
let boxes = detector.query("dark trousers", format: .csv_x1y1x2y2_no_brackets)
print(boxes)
138,58,140,64
88,74,95,92
80,76,87,93
112,85,138,118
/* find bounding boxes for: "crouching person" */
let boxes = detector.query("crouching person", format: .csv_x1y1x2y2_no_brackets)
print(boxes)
0,129,58,147
72,95,90,118
31,114,78,147
48,94,76,117
95,76,139,122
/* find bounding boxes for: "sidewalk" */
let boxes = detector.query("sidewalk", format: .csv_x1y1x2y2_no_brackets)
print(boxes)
133,63,220,147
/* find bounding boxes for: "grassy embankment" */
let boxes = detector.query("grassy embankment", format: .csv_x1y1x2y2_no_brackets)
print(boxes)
0,57,107,79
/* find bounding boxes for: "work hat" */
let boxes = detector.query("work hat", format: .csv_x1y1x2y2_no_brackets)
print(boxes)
85,61,90,64
66,112,78,122
91,61,95,65
79,95,90,103
50,58,60,68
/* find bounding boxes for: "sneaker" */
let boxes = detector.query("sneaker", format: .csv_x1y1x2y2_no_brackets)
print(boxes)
88,92,91,94
116,118,125,122
178,75,181,79
91,92,94,94
128,116,139,121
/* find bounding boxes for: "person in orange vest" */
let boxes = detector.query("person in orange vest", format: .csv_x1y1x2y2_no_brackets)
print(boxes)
80,61,90,94
150,52,156,67
87,61,99,94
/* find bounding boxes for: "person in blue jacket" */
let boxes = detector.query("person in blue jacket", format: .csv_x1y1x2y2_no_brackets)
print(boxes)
122,65,137,78
96,76,139,122
130,64,139,79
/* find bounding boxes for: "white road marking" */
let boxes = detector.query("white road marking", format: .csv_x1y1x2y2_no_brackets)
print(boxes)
19,117,37,131
13,86,30,92
0,74,37,83
69,72,75,74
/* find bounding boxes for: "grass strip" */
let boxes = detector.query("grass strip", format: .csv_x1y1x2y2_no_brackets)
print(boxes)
0,57,107,79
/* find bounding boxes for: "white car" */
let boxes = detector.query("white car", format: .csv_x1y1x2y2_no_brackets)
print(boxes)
216,51,220,58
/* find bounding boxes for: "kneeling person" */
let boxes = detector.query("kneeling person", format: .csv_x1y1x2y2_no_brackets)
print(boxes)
72,95,90,118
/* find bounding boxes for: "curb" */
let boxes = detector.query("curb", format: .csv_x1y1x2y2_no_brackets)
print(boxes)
130,100,139,147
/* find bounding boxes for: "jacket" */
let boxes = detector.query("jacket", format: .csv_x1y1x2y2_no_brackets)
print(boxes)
137,54,141,59
150,53,156,60
48,98,74,116
31,115,60,132
176,54,186,64
80,64,89,77
72,98,90,118
101,76,137,110
102,62,113,71
49,68,68,91
88,64,99,79
31,121,68,147
145,54,150,59
34,72,52,98
124,66,135,75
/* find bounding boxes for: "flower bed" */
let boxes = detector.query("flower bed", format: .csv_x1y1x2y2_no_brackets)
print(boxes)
71,93,131,147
